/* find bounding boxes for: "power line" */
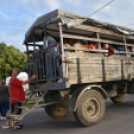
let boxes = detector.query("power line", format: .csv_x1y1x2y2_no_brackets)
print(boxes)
88,0,116,17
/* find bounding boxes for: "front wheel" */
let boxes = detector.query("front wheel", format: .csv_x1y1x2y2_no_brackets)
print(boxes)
45,104,69,118
111,94,125,103
74,89,105,127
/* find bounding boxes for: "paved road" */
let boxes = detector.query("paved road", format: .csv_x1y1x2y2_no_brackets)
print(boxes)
1,95,134,134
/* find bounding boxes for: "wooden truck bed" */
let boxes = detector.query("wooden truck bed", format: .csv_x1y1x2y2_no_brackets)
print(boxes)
66,57,134,85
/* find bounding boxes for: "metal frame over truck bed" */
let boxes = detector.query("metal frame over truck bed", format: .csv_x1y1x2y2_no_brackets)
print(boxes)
5,9,134,128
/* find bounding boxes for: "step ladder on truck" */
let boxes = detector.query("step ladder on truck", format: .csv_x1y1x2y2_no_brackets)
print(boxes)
4,9,134,129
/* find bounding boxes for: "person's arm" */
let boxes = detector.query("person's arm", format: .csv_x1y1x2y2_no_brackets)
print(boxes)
108,47,114,56
23,75,37,85
104,53,108,57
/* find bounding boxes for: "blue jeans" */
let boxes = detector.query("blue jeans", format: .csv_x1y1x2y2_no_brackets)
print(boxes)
0,102,9,117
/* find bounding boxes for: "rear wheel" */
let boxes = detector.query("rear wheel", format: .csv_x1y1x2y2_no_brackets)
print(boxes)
45,104,69,118
74,89,105,127
111,94,125,103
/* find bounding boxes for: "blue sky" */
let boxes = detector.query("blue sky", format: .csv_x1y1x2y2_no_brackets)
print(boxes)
0,0,134,51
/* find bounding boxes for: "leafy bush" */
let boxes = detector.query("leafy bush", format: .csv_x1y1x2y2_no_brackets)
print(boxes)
0,42,27,79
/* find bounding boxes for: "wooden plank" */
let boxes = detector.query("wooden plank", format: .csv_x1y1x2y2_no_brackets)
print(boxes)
68,66,102,72
122,59,134,64
68,77,103,84
68,70,122,77
69,68,103,73
68,64,102,69
68,71,102,77
68,64,121,70
74,24,134,40
68,76,126,84
64,46,108,53
124,65,134,76
65,52,129,59
63,33,134,47
96,33,101,47
96,32,102,58
65,52,103,58
104,59,121,64
47,29,134,48
66,58,122,64
67,59,130,66
105,70,122,77
114,51,134,55
124,70,134,76
66,57,102,64
81,77,102,83
124,64,134,70
66,58,123,64
105,64,121,70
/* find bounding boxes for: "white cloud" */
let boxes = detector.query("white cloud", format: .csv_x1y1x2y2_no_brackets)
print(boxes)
45,0,61,10
0,11,9,19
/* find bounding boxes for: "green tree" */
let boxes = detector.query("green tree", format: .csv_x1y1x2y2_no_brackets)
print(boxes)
0,42,27,79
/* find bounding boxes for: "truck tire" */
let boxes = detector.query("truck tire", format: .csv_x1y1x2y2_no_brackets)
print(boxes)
74,89,105,127
45,104,69,118
111,94,125,103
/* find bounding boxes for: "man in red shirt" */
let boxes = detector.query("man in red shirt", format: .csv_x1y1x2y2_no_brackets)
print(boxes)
103,43,114,57
9,69,36,129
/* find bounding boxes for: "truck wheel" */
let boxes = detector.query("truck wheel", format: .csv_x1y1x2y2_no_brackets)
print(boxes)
74,89,105,127
111,94,125,103
45,104,69,118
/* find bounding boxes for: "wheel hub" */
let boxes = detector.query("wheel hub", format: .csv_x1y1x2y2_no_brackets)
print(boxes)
85,99,98,116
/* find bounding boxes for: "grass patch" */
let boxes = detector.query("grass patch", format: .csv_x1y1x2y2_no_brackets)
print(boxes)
22,96,40,108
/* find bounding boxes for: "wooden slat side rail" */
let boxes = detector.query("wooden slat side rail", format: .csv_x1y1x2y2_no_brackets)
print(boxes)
67,58,134,85
64,52,134,59
47,29,134,48
74,24,134,40
63,33,134,47
64,46,108,53
66,57,122,64
64,46,134,55
47,30,126,46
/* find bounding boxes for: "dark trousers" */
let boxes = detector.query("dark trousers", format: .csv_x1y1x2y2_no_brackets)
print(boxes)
11,103,22,115
0,102,9,117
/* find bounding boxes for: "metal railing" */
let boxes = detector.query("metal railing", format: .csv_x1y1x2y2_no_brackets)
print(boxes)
45,44,62,81
26,44,62,84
